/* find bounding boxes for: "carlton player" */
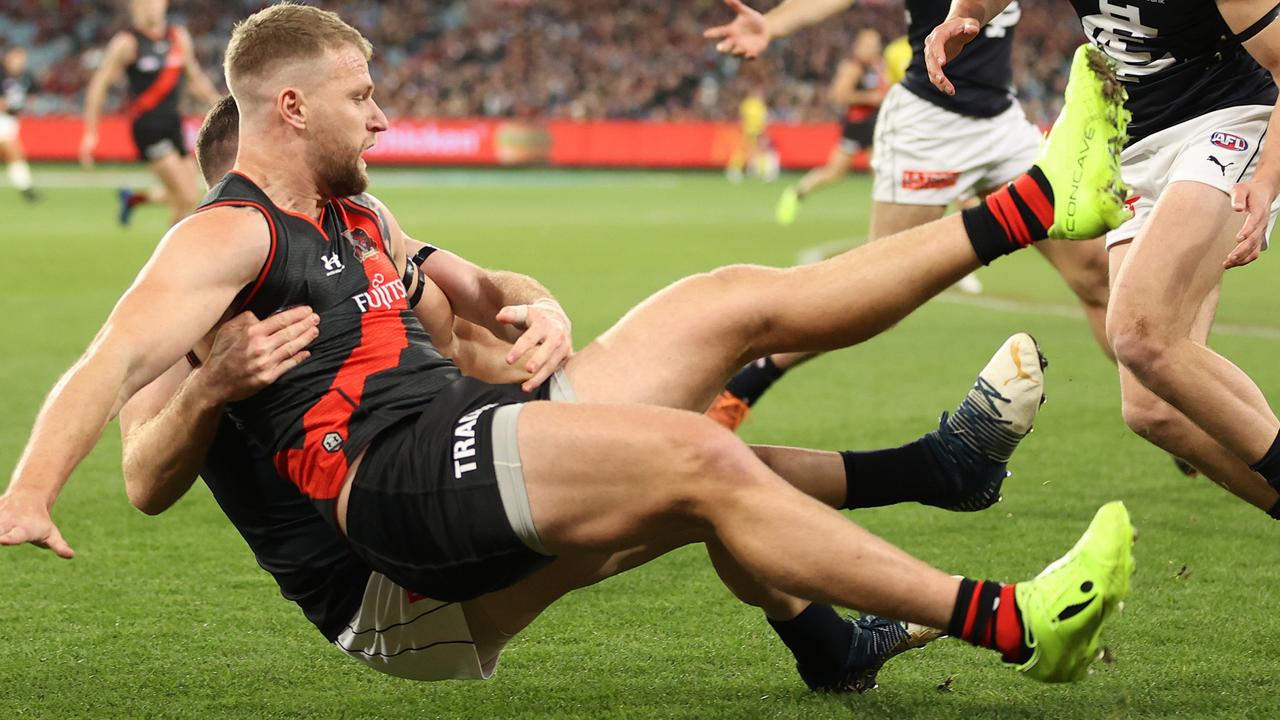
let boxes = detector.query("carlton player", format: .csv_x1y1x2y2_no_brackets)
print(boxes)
0,46,40,202
80,0,220,226
704,0,1111,440
928,0,1280,521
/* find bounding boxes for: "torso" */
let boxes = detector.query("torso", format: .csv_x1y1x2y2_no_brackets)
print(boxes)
197,173,459,527
900,0,1020,118
0,67,35,116
846,59,885,123
123,25,185,122
1069,0,1277,144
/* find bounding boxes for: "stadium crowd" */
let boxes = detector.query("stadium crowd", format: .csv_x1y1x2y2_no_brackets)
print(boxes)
1,0,1083,124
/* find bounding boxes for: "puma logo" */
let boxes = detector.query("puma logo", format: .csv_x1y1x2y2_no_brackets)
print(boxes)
1003,341,1040,387
1208,155,1235,176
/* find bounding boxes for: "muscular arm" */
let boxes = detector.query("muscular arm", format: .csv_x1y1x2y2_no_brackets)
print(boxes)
1220,0,1280,265
943,0,1014,26
178,26,221,107
763,0,856,40
829,60,866,106
0,208,267,555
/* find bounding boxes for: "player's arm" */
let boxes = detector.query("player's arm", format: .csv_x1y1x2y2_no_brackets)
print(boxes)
0,208,268,557
119,308,318,516
829,60,864,106
177,26,221,107
925,0,1015,96
81,32,134,168
704,0,856,59
1220,0,1280,267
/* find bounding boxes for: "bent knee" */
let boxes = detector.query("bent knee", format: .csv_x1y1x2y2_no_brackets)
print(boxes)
663,415,772,512
1120,394,1185,444
1107,316,1172,378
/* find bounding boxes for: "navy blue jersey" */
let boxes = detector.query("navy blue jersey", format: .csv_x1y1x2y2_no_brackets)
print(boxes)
1070,0,1276,144
901,0,1021,118
0,66,37,115
200,414,370,641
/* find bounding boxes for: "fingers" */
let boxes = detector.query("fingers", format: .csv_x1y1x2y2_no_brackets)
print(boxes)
41,527,75,559
505,323,546,366
704,24,730,40
265,305,316,332
1231,184,1248,213
520,338,569,394
496,304,530,328
723,0,749,14
0,526,26,546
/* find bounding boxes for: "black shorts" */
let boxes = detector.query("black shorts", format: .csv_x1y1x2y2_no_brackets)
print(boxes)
841,115,877,152
345,375,556,602
131,115,187,162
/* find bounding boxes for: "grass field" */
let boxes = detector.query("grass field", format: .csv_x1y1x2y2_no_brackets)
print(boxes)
3,166,1280,719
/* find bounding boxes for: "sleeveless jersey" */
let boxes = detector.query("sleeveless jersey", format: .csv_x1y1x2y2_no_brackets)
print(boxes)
900,0,1021,118
1070,0,1277,144
200,414,370,641
124,26,185,121
0,66,36,116
846,60,885,123
198,173,459,525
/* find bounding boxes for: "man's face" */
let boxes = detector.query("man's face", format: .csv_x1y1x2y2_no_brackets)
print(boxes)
130,0,167,27
304,46,388,199
3,48,26,75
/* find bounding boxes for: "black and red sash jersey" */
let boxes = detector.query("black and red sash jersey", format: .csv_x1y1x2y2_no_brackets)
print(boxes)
124,26,185,122
845,59,885,123
900,0,1021,118
198,172,459,525
1070,0,1277,145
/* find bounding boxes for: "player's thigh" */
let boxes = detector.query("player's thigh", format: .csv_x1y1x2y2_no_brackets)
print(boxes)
518,401,752,553
868,201,946,241
1036,238,1109,307
149,152,200,203
1109,181,1241,338
0,137,21,162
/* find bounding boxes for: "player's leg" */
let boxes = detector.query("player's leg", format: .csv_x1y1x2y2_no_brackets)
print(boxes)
1107,181,1280,468
0,120,37,202
1107,241,1280,514
1036,238,1112,360
776,144,854,225
149,152,203,223
513,401,1132,682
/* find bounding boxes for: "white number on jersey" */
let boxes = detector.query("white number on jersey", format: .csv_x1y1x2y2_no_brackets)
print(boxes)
1081,0,1173,79
983,2,1022,38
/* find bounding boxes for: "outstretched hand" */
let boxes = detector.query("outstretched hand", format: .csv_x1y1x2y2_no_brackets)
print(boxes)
703,0,771,59
199,307,320,402
924,17,982,96
0,490,75,559
495,299,572,393
1225,180,1276,269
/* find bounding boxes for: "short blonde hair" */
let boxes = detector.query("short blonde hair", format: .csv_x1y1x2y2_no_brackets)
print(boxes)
224,2,372,95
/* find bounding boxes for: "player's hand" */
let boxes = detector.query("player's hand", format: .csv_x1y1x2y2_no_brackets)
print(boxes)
495,299,572,393
924,17,982,96
79,131,98,170
0,490,75,559
1225,179,1276,269
703,0,771,59
195,306,320,402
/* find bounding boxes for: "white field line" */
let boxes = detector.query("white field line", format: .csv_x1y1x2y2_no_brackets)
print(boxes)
797,238,1280,342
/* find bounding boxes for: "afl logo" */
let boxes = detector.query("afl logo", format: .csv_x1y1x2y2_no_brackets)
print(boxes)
1210,132,1249,152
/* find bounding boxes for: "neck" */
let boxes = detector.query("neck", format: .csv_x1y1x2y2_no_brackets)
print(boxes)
135,19,165,37
234,140,328,220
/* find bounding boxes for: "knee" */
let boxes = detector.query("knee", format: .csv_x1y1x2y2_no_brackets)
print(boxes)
1120,392,1183,445
1107,315,1172,381
664,415,770,514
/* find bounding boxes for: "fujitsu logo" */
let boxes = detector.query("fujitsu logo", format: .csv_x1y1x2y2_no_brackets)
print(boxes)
351,273,406,313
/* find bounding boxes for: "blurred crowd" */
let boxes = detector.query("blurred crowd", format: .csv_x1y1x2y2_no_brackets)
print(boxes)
1,0,1083,124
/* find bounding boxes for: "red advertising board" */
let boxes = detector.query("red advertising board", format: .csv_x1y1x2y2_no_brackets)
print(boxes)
16,116,868,170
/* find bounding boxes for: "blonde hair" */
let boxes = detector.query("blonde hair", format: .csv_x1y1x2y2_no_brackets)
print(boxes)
224,2,372,96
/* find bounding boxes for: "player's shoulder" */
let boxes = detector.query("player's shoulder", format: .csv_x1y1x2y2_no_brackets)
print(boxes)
180,204,272,243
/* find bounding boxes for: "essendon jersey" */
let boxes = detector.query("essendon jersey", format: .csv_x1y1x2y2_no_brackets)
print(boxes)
124,27,185,121
900,0,1022,118
846,60,884,123
198,173,458,525
1070,0,1276,144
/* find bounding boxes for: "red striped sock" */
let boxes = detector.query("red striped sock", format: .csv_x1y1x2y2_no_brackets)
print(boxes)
960,166,1055,265
948,578,1031,663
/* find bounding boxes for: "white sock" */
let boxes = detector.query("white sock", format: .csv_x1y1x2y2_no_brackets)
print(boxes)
8,160,32,191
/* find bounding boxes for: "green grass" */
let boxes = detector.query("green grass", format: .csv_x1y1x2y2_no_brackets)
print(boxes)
2,166,1280,718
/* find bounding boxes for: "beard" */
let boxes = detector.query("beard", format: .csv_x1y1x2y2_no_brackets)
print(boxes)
308,128,368,199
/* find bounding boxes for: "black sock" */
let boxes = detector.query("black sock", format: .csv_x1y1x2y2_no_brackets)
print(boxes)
1269,497,1280,521
1249,429,1280,492
948,578,1030,664
725,357,787,406
768,603,853,673
840,439,949,509
960,166,1055,265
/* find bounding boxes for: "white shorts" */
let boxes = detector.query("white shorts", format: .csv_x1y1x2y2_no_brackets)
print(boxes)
0,113,18,143
1107,104,1279,249
871,84,1042,206
335,572,494,681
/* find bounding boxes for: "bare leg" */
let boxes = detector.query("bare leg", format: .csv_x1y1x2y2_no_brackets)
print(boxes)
149,153,203,224
1108,240,1280,510
1037,238,1112,361
1108,181,1280,464
795,146,853,198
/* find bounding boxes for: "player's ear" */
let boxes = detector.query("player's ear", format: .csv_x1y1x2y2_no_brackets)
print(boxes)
278,87,307,130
